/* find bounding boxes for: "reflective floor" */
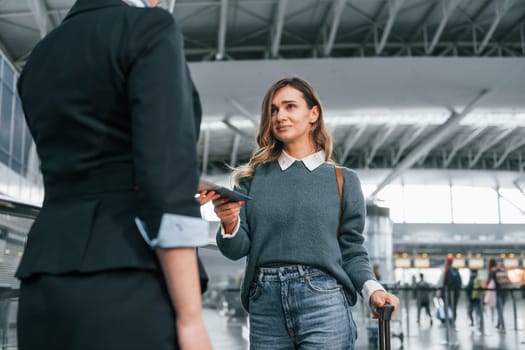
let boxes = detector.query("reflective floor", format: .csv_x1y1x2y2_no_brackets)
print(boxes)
1,295,523,349
204,297,525,350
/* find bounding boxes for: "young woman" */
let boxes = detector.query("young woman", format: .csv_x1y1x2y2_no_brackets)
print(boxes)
199,77,399,349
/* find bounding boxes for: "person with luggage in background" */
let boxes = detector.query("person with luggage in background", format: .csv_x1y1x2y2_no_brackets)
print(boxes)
438,255,462,326
487,258,510,332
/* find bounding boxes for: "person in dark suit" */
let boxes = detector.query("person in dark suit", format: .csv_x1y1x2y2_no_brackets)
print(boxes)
15,0,211,349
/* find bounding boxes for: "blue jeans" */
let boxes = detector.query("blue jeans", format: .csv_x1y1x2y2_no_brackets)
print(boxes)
496,293,507,328
248,265,357,350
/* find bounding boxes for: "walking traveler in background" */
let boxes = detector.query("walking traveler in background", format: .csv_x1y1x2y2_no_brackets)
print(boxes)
416,273,433,326
466,269,483,329
487,258,509,332
16,0,211,349
199,76,400,349
438,255,462,326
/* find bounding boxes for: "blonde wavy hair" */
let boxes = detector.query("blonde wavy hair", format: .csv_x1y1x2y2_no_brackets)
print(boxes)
232,77,334,186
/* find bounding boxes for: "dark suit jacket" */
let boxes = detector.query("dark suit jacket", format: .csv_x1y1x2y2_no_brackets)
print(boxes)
16,0,203,278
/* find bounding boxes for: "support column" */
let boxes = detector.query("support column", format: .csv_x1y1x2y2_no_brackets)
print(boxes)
364,204,393,282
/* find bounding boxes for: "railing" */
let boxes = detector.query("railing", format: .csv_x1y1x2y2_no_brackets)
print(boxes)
0,195,38,349
375,284,525,347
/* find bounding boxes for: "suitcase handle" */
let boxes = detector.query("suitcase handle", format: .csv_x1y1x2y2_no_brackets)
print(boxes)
375,304,394,350
376,304,394,321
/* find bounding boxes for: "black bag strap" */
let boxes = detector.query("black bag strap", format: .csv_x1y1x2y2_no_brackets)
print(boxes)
335,166,344,236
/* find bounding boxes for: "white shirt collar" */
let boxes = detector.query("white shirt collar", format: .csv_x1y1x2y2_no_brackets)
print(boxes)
278,150,326,171
122,0,148,7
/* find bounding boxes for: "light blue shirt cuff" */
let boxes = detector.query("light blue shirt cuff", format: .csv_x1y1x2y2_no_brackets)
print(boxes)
220,215,241,238
362,279,386,309
135,213,209,248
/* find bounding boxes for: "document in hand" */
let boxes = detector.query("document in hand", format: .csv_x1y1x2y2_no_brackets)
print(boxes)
198,179,252,202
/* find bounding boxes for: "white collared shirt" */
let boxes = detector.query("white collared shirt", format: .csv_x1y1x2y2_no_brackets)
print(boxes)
277,150,326,171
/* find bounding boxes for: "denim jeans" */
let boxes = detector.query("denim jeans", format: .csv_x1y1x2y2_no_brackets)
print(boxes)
496,293,507,329
248,265,357,350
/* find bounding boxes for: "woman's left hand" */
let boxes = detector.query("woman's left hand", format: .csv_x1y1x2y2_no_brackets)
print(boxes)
196,190,221,205
370,290,400,318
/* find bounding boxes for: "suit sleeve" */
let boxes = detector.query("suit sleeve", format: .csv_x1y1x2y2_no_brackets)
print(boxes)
338,169,378,295
127,9,207,248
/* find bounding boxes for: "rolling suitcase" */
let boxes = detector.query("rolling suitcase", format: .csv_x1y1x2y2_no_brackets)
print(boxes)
376,305,395,350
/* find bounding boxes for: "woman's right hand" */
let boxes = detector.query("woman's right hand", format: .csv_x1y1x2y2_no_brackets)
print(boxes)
212,197,245,234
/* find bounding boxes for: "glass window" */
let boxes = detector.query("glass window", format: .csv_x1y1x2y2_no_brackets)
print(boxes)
2,63,14,92
451,186,499,223
375,185,404,222
0,84,13,161
404,185,452,223
11,100,24,173
499,188,525,224
23,129,34,176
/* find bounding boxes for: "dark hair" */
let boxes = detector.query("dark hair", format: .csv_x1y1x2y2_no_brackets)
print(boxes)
488,258,498,269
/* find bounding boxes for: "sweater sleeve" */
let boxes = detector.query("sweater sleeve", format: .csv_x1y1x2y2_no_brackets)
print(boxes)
216,177,252,260
338,168,377,295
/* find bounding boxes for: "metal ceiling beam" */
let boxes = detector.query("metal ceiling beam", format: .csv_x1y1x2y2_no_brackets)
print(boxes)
230,133,241,167
216,0,228,60
365,124,397,167
392,124,428,164
222,117,254,139
353,1,388,54
443,126,486,167
408,1,439,42
475,0,514,54
468,126,515,167
520,24,525,56
201,129,210,176
425,0,460,54
323,0,346,57
25,0,53,38
0,38,16,69
376,0,405,55
185,40,523,57
495,9,525,43
228,98,258,124
340,124,367,164
270,0,288,58
236,3,310,46
497,189,525,215
368,89,490,201
493,137,525,168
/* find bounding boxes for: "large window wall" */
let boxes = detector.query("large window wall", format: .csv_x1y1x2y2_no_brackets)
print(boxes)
362,183,525,224
201,176,525,225
0,49,43,203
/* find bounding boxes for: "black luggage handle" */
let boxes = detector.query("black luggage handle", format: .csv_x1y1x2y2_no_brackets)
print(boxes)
375,305,394,350
376,304,394,321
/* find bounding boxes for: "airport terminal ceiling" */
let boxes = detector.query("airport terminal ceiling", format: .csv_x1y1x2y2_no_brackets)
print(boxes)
0,0,524,178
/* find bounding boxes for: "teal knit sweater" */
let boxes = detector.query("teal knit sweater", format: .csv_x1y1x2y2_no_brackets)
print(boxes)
216,160,376,311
